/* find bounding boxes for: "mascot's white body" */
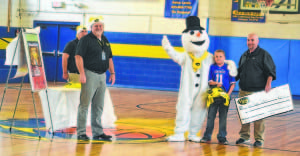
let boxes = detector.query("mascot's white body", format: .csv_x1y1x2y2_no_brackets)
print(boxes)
162,17,237,142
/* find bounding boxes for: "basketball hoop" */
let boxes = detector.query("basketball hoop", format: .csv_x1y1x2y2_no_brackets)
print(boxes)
257,0,274,15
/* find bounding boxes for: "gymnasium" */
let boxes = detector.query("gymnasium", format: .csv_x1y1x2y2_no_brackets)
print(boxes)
0,0,299,155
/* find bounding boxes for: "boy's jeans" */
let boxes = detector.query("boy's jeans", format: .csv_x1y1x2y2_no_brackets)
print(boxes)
203,97,229,141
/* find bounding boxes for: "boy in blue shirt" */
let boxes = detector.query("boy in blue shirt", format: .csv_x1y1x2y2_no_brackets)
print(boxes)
200,49,236,145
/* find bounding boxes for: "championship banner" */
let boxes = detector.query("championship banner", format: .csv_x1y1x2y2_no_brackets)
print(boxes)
164,0,198,18
235,84,293,124
231,0,265,23
22,28,47,92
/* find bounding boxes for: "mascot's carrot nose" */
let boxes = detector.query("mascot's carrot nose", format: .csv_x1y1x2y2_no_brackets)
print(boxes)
196,32,201,37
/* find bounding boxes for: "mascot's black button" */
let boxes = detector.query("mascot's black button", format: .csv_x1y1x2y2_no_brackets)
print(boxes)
196,74,200,77
195,84,199,87
196,63,200,66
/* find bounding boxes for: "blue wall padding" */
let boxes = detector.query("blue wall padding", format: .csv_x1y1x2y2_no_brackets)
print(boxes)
208,36,221,53
289,40,300,95
0,26,299,96
259,38,290,87
105,56,181,91
0,69,29,83
0,27,19,38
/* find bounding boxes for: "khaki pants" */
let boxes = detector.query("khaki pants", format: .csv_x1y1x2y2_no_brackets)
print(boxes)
77,69,106,136
238,90,265,142
68,73,80,83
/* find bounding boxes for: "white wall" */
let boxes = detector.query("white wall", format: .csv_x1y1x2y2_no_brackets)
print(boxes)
0,0,9,26
0,0,21,30
2,0,300,39
2,0,210,35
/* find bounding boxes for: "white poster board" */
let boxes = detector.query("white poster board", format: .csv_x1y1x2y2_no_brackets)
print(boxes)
235,84,294,124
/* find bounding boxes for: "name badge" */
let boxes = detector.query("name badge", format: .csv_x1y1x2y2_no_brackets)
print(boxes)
102,51,106,60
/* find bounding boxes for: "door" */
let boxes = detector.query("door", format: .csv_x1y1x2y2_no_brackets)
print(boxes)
33,21,80,82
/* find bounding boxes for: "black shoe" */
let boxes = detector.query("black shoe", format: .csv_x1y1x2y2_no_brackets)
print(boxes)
236,138,249,144
77,135,90,141
218,139,229,145
253,141,263,147
93,133,113,141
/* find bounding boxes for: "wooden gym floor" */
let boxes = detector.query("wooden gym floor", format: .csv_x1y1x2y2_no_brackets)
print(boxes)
0,83,299,156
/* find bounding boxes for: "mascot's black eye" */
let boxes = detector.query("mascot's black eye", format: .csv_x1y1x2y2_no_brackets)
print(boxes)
190,31,194,35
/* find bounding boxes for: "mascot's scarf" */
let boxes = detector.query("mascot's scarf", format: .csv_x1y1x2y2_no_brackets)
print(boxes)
206,87,230,107
188,51,209,72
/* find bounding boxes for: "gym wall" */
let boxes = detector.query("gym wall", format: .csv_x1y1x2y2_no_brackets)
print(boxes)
0,0,299,96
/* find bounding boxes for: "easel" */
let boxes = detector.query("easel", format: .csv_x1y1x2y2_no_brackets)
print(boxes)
0,28,55,139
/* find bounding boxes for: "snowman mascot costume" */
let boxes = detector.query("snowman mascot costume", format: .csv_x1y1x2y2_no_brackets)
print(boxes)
162,16,237,142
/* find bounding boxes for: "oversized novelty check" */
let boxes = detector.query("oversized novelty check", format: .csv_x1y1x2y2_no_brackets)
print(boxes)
235,84,294,124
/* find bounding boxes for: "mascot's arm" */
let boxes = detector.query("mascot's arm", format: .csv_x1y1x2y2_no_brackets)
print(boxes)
162,35,185,65
224,60,238,77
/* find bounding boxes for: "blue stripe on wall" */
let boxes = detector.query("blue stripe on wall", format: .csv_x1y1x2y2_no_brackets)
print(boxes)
289,40,300,96
106,56,181,91
0,27,19,38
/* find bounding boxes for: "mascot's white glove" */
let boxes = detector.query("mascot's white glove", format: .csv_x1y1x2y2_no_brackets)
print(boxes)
162,35,173,52
162,35,185,65
224,60,238,77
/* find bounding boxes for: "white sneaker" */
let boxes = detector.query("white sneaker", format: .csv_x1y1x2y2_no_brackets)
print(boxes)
166,134,185,142
188,135,201,143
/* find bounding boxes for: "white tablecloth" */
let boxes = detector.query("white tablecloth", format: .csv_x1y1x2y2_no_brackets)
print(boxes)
39,87,117,132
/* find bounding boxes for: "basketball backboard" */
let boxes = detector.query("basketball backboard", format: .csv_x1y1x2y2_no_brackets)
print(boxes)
238,0,300,14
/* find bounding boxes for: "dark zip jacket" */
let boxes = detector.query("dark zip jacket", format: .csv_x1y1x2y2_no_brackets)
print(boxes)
236,46,276,92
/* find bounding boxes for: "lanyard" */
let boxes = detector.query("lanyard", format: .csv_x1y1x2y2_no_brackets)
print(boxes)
97,39,104,48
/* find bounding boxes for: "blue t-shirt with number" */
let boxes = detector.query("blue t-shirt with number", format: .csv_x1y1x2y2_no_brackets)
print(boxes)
208,63,236,92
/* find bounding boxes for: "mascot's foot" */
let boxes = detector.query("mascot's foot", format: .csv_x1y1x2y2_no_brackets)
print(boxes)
166,134,185,142
188,135,201,143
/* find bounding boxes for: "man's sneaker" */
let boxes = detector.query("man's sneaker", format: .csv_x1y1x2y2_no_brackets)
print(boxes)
93,133,113,141
200,137,211,143
218,139,229,145
77,134,90,141
166,134,185,142
236,138,249,144
188,135,201,143
253,141,263,147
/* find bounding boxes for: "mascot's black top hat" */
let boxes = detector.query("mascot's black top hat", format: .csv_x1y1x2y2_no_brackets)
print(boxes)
183,16,205,33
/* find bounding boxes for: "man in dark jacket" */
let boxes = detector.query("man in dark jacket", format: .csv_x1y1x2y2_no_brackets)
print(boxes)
62,26,88,82
235,33,276,147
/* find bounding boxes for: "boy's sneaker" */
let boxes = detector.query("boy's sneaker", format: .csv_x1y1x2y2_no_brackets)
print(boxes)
166,134,185,142
235,138,249,144
188,135,201,143
253,141,263,147
93,133,113,141
77,134,90,141
200,137,211,143
218,139,229,145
